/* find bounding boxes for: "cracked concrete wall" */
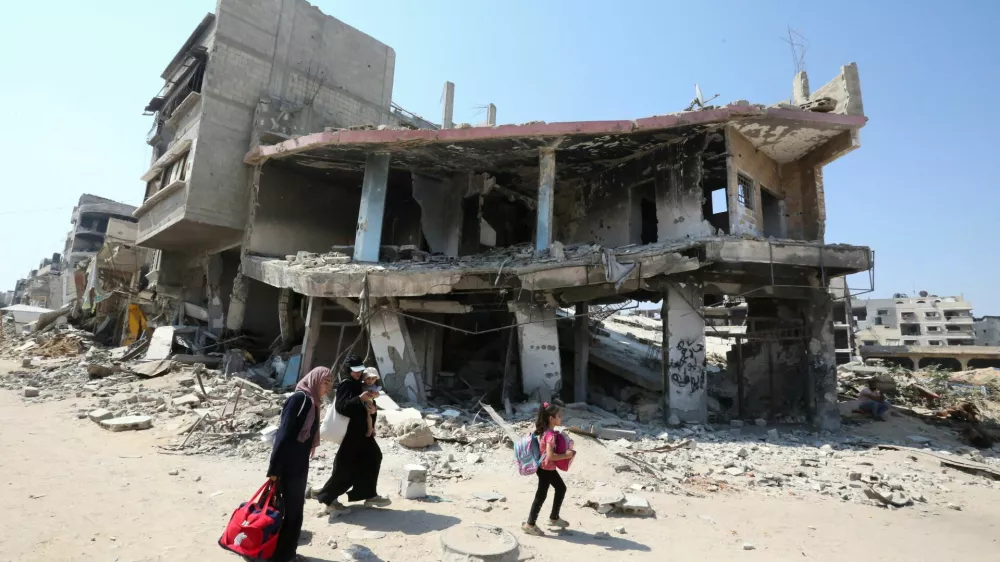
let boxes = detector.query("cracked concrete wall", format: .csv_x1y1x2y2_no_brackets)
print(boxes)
412,173,463,257
655,138,716,241
368,308,424,402
806,289,839,431
664,283,707,423
509,303,562,402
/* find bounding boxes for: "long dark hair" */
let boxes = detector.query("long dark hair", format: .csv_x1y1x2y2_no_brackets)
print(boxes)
535,402,561,436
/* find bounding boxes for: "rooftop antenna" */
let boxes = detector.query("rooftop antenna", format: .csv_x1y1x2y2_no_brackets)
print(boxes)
781,26,809,75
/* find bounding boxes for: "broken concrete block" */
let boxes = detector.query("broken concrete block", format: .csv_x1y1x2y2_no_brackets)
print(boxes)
766,428,779,439
172,393,202,408
754,418,767,427
23,387,39,398
382,407,423,429
86,364,114,379
472,492,506,503
100,415,153,432
88,408,113,423
21,357,32,368
397,423,435,449
594,426,637,441
620,494,654,516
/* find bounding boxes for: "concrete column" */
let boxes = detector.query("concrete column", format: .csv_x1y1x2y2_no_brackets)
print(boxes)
486,103,497,126
792,70,810,105
299,296,323,379
225,272,247,331
662,283,707,424
278,288,294,350
354,153,391,262
509,302,561,403
573,302,590,403
806,290,840,431
368,306,425,404
535,148,556,254
442,81,455,129
203,253,225,332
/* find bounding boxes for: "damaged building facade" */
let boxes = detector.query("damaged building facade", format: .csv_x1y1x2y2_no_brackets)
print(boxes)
133,0,405,354
233,63,873,431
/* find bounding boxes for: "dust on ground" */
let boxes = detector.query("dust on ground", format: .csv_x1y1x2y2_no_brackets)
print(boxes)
3,354,1000,562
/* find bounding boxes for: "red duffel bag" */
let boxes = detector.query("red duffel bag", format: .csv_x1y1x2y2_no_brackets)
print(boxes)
218,479,283,559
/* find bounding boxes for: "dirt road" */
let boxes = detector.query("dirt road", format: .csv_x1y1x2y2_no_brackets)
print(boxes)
2,384,1000,561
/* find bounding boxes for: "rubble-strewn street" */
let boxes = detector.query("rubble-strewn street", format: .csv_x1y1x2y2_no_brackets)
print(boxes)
4,324,1000,561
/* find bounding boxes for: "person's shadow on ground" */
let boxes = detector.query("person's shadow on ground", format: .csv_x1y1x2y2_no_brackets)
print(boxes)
548,528,651,552
318,507,461,536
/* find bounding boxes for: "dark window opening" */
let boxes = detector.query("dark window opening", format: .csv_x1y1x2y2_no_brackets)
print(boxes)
862,340,877,346
737,172,754,209
834,330,849,349
947,339,971,346
903,339,918,345
639,196,657,245
900,323,921,336
928,340,942,346
873,316,883,326
853,307,868,321
760,187,783,238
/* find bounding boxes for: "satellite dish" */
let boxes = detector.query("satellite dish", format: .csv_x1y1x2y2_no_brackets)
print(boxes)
695,84,705,106
919,290,928,297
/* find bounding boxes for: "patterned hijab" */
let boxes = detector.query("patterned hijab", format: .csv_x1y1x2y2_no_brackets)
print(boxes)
295,367,331,447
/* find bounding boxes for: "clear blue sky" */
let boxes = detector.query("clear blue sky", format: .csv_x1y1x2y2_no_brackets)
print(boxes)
1,1,997,312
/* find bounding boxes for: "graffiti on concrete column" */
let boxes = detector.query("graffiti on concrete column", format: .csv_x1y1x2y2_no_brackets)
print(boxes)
669,339,705,394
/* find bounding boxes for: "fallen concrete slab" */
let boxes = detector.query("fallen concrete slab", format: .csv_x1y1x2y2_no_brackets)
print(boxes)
100,415,153,432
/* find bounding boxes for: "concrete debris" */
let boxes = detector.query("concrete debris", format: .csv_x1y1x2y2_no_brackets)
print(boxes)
88,408,113,423
400,464,427,499
397,422,435,449
23,386,39,398
340,544,373,561
100,415,153,432
743,542,756,551
614,526,626,534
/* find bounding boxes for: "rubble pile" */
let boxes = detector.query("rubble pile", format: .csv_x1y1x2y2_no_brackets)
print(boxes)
839,361,1000,439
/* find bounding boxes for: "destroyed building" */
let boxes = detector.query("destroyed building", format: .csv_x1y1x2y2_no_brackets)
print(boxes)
133,0,404,350
234,63,873,431
60,194,139,306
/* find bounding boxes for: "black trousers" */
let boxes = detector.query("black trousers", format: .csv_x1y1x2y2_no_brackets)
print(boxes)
270,469,308,562
527,469,566,525
316,437,383,504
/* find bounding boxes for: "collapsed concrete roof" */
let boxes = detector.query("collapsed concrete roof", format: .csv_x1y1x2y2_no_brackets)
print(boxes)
245,103,867,185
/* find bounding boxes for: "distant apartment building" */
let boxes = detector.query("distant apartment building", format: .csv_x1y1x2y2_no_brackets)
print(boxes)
974,316,1000,347
853,293,976,347
61,194,138,304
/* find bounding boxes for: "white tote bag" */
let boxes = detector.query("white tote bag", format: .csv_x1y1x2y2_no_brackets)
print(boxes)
319,404,349,444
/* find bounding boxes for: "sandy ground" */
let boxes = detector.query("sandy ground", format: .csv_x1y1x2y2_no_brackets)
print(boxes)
2,360,1000,562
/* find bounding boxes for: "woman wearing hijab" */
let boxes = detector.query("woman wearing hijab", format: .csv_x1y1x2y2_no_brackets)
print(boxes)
266,367,332,562
315,355,391,514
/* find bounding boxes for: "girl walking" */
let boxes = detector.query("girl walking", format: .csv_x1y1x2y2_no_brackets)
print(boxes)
523,403,575,536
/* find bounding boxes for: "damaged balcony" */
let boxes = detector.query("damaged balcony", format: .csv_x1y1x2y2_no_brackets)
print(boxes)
233,76,871,430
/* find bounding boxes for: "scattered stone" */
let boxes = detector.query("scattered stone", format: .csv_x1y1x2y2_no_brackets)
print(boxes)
340,544,373,561
614,526,626,534
849,472,862,481
767,429,778,439
88,408,113,423
168,470,179,476
21,357,32,368
737,448,749,459
327,538,338,549
23,387,39,398
100,415,153,432
725,466,745,476
754,419,767,427
594,531,610,539
743,542,756,551
947,503,962,511
172,394,202,408
86,364,114,379
820,444,833,453
397,423,435,449
467,453,483,464
667,414,681,427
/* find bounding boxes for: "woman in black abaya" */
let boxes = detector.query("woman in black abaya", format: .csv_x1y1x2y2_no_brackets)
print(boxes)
315,355,390,513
